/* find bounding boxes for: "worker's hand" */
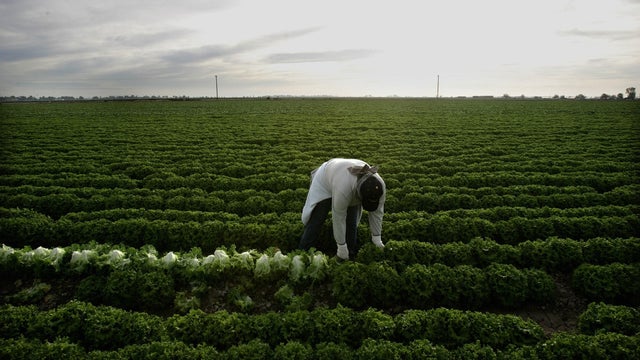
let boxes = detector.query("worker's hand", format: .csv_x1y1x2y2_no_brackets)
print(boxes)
372,235,384,248
337,243,349,261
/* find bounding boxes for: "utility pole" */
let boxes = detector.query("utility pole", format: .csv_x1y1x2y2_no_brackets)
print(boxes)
436,75,440,99
215,75,219,99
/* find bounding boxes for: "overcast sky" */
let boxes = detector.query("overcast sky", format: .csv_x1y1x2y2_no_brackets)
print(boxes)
1,0,639,98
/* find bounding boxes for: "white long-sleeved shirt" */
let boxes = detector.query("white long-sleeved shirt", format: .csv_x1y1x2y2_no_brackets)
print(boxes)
301,158,385,245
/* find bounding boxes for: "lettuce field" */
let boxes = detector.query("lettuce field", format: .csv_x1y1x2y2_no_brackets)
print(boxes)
1,98,639,358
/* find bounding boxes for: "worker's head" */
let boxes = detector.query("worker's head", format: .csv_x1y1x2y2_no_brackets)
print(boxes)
360,176,383,211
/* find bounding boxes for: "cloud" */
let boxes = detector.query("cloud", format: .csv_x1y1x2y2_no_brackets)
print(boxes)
22,27,326,94
264,49,378,64
162,45,231,65
559,28,639,41
232,27,322,53
0,0,235,63
582,58,640,80
0,28,192,63
107,29,193,48
161,27,321,65
1,0,234,30
0,43,60,62
1,0,638,98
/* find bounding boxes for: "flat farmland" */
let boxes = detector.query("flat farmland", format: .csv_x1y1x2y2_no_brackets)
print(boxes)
1,98,639,358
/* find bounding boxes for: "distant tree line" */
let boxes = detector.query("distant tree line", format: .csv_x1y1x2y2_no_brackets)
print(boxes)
0,95,203,102
1,87,637,102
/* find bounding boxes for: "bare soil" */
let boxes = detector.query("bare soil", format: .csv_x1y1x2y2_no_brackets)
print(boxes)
489,273,588,335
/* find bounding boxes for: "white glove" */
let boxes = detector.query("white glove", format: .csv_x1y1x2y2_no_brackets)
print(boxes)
372,235,384,248
337,243,349,260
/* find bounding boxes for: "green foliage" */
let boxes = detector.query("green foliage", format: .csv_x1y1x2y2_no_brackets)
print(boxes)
274,284,295,306
403,264,438,308
166,309,253,350
333,259,553,309
92,341,219,360
444,264,489,308
536,332,640,360
582,237,640,265
3,334,637,360
2,99,638,251
5,282,51,305
578,302,640,336
310,306,360,346
450,342,497,360
273,341,313,360
173,291,201,314
393,308,544,349
6,300,640,357
0,304,38,339
357,237,639,273
355,338,407,360
485,263,529,307
224,339,273,360
468,237,519,267
27,301,165,351
103,268,175,312
573,263,640,304
75,274,108,304
524,268,557,304
1,99,639,357
0,338,87,360
518,237,584,272
357,308,396,341
404,339,449,360
314,342,354,360
331,261,402,309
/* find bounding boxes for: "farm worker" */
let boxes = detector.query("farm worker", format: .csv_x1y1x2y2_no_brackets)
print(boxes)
299,158,386,260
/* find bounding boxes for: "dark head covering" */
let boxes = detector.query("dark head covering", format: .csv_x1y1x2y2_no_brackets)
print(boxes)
360,176,383,211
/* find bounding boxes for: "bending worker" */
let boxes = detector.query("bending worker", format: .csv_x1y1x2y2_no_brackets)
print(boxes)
299,158,386,260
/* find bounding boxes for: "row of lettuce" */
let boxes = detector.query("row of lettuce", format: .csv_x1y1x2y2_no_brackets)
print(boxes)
0,182,637,218
1,301,638,359
1,207,638,252
0,185,636,222
2,149,633,180
2,100,637,357
2,333,638,360
3,237,638,277
0,167,634,194
2,241,638,313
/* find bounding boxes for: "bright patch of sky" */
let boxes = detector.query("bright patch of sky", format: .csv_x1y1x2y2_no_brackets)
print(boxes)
1,0,638,97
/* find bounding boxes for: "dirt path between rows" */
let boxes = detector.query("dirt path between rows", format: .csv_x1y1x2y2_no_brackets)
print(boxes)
506,274,588,335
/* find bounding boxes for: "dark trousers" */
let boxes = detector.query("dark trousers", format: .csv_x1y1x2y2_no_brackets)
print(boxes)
299,198,361,257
